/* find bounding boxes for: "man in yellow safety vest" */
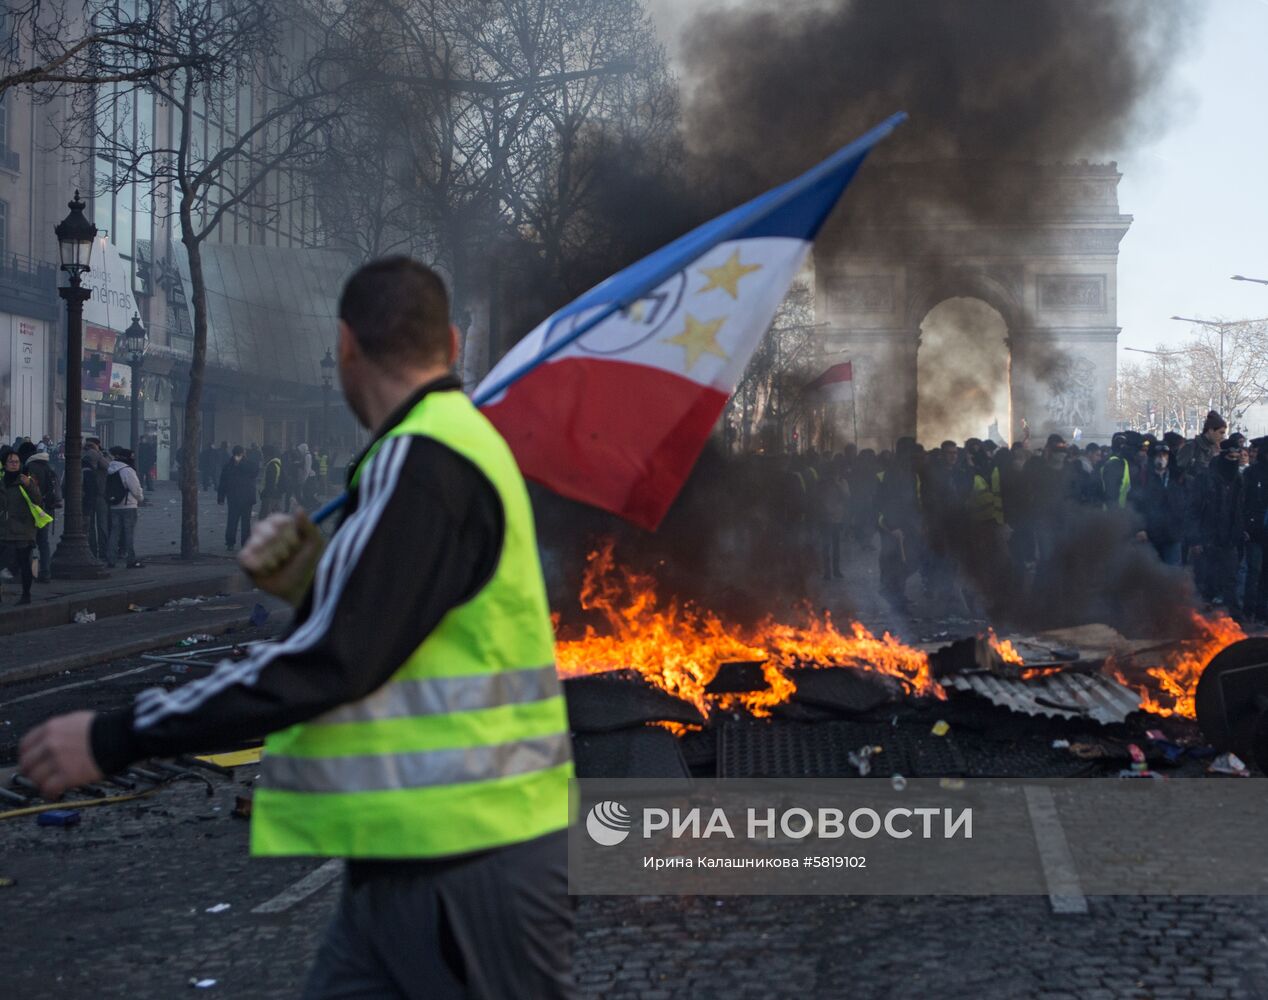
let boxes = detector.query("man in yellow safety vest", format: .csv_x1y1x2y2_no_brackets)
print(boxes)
19,257,576,999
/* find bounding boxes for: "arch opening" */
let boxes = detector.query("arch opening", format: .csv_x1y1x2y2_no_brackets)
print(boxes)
916,296,1011,445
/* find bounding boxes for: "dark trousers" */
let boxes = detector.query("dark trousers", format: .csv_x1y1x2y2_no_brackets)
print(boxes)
1244,541,1266,616
303,831,576,1000
1152,540,1183,568
1207,544,1242,612
820,524,842,579
879,529,917,608
106,508,138,566
225,501,253,548
87,496,109,558
35,521,52,579
0,542,34,597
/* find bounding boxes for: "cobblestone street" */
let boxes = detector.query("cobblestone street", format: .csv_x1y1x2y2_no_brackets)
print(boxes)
4,649,1268,999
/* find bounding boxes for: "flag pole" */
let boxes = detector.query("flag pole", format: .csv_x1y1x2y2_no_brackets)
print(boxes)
852,359,859,448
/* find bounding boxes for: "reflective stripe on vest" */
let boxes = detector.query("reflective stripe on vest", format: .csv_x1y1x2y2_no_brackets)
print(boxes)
251,389,572,859
261,732,572,795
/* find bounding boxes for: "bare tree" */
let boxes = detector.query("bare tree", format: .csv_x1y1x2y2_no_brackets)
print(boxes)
1184,320,1268,429
0,1,215,98
310,0,676,376
61,0,343,556
1115,346,1201,435
724,280,821,453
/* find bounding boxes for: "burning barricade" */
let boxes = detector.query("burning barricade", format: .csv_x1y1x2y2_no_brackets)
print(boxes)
554,540,1253,779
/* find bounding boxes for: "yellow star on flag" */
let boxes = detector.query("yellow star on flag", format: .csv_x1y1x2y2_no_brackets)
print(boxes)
663,313,728,371
697,250,762,300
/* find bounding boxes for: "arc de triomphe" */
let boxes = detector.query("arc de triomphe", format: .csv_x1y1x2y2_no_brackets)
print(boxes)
817,162,1131,449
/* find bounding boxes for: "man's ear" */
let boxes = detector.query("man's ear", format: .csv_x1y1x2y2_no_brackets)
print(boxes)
337,320,357,369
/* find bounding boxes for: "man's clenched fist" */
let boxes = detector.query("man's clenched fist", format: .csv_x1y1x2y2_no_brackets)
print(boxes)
239,510,325,606
20,711,102,800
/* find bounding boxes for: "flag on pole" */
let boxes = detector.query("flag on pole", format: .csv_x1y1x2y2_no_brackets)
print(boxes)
472,114,905,530
806,362,854,403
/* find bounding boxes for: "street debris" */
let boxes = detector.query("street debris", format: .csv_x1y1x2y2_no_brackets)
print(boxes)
931,720,950,737
189,978,218,989
232,795,253,819
1209,752,1251,777
0,876,16,888
847,745,879,776
250,603,270,627
165,596,211,608
205,903,231,914
72,609,96,624
36,809,81,827
178,634,217,647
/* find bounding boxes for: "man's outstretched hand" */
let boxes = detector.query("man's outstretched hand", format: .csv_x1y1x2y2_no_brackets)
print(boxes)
20,711,102,800
239,510,325,606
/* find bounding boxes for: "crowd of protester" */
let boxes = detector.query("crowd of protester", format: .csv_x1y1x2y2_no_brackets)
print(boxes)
781,409,1265,620
0,432,342,599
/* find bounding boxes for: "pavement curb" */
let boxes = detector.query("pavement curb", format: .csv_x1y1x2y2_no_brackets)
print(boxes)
0,570,252,637
1,616,253,685
0,597,288,686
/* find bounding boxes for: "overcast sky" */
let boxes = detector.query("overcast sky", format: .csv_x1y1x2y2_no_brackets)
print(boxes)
645,0,1268,360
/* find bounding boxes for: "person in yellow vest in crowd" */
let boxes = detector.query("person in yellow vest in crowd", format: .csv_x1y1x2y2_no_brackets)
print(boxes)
1101,431,1144,511
316,448,330,496
0,446,50,605
19,258,576,999
967,451,1004,527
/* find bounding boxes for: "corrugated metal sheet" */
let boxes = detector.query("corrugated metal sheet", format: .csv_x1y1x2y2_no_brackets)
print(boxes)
940,672,1140,725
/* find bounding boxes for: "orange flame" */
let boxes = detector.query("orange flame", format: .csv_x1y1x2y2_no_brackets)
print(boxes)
988,629,1024,666
1110,610,1246,718
554,540,940,717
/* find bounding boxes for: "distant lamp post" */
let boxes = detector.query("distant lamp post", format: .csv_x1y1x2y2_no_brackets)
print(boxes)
52,190,108,579
122,312,148,451
320,348,335,451
1171,314,1268,416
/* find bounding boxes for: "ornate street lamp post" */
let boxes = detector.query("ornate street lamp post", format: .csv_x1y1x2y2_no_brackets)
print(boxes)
122,312,148,450
51,191,108,578
320,347,335,451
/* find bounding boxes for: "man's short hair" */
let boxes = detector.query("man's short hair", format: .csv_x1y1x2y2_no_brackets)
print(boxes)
338,257,451,367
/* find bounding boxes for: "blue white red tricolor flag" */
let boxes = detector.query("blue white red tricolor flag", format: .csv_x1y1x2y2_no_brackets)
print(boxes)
472,114,906,530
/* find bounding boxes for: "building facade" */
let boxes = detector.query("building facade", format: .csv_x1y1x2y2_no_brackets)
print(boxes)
0,4,356,476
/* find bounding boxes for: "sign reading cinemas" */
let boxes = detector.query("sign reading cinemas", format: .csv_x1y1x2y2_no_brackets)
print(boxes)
80,237,137,398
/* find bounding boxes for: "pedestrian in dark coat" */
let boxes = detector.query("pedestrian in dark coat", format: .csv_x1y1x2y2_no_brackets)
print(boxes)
1135,443,1196,567
1199,441,1247,612
1241,437,1268,619
218,445,259,550
82,437,110,559
0,447,43,603
24,446,60,582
